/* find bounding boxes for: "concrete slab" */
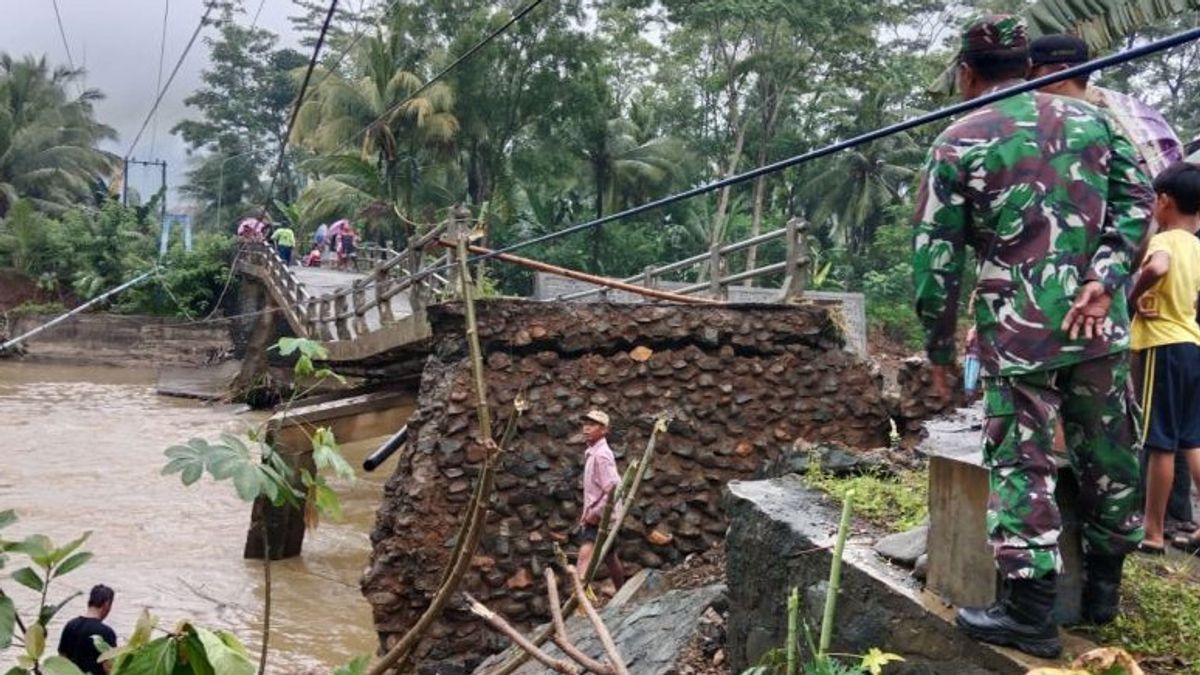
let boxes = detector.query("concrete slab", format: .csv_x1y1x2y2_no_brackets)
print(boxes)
156,360,241,400
923,408,1084,625
724,476,1094,674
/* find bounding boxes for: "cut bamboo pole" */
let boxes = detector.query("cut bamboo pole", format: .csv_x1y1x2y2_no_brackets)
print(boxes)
818,490,855,661
435,240,717,305
366,231,504,675
567,566,630,675
545,568,615,675
465,593,580,674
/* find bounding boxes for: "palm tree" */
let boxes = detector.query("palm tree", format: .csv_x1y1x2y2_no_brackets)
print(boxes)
293,29,459,243
804,90,923,255
0,55,118,218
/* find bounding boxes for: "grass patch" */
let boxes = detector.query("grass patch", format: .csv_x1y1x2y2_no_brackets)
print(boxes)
804,464,929,533
1093,555,1200,672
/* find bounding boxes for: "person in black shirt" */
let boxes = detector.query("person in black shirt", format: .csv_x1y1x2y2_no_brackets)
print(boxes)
57,585,117,675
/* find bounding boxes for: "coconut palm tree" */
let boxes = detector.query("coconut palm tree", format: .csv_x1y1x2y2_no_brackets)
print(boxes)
293,29,459,243
804,89,924,255
0,55,118,218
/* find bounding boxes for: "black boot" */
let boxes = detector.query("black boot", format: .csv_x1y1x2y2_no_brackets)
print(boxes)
1080,554,1124,625
956,575,1062,658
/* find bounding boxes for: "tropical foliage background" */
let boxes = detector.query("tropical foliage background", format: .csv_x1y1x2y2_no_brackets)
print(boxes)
0,0,1198,341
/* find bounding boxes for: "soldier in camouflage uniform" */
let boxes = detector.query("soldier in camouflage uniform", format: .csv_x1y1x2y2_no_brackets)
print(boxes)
911,16,1152,657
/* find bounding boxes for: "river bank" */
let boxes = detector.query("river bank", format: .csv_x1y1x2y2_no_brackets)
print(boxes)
4,313,232,366
0,361,398,673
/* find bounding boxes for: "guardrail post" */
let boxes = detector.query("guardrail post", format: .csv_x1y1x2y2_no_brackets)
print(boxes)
351,282,370,336
708,243,726,300
375,268,396,324
642,265,655,289
333,292,352,341
778,217,810,302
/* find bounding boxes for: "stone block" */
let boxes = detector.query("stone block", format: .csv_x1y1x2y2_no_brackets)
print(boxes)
724,476,1097,674
924,410,1083,625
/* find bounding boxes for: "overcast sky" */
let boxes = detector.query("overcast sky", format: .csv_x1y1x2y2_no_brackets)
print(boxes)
0,0,305,210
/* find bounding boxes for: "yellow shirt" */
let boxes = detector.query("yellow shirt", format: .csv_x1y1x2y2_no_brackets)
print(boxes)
1132,229,1200,350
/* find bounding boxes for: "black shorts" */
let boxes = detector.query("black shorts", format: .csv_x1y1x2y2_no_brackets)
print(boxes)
1138,342,1200,451
576,525,599,544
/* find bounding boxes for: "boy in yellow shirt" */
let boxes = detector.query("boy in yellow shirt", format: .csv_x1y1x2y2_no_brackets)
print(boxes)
1130,161,1200,553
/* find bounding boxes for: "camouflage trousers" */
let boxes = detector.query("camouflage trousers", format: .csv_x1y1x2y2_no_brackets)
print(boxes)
981,351,1144,579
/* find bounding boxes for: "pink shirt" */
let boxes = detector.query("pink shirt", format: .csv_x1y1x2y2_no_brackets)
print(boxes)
581,438,620,525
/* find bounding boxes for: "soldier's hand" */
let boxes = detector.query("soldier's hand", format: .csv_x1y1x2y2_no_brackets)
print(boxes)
1062,281,1111,340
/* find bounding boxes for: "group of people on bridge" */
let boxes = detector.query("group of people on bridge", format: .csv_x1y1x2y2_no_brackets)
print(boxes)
913,16,1200,658
236,216,359,271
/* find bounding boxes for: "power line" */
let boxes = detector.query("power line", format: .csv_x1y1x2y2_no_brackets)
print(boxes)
371,24,1200,286
256,0,341,214
125,0,218,160
326,0,548,156
150,0,171,156
50,0,76,72
250,0,270,29
200,0,341,321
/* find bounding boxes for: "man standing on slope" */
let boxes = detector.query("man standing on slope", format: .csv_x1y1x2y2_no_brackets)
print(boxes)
912,16,1152,657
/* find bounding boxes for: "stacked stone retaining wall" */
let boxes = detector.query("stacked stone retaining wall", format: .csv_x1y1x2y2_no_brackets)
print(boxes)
362,300,894,670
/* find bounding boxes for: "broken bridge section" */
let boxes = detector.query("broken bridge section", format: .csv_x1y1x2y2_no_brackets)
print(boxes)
362,299,895,670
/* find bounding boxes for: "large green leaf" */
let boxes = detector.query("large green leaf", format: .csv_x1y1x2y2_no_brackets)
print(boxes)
0,595,15,650
53,552,92,578
113,636,177,675
0,510,15,531
232,462,264,502
11,567,43,592
38,656,86,675
162,439,209,486
191,626,254,675
49,531,91,567
1026,0,1200,52
25,622,45,660
8,535,52,565
334,655,370,675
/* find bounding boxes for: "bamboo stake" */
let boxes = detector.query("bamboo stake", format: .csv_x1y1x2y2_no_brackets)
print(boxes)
818,490,855,661
366,231,504,675
465,593,581,674
483,414,668,675
545,569,615,675
567,566,630,675
436,240,718,305
786,587,799,675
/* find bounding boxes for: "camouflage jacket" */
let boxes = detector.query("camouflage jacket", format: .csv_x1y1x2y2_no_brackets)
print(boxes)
912,85,1154,376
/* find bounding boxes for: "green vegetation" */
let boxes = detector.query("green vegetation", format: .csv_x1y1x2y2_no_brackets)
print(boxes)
805,464,929,534
1093,556,1200,672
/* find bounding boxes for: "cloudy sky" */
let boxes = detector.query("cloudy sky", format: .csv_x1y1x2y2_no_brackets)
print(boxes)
0,0,306,210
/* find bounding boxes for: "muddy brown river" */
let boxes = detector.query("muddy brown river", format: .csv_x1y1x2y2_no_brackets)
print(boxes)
0,362,409,672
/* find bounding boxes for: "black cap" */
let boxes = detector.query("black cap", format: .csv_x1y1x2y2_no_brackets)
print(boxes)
1030,34,1089,66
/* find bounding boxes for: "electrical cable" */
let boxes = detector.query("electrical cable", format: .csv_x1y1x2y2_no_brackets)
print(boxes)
125,0,218,160
149,0,171,156
201,0,341,321
51,0,77,72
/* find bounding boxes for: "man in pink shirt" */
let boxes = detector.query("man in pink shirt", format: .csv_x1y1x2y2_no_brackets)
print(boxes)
577,409,626,590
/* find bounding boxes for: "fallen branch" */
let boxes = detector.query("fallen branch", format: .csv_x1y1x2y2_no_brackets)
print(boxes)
546,568,614,675
567,565,630,675
465,593,580,674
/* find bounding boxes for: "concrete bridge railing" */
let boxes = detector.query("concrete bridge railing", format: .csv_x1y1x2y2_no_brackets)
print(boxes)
551,217,811,303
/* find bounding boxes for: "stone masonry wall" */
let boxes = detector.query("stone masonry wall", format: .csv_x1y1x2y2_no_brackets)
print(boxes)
362,300,893,671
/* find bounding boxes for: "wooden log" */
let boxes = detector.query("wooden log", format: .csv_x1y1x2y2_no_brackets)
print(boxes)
435,241,718,305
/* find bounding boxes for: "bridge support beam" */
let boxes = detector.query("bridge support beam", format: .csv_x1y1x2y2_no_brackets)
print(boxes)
243,389,415,559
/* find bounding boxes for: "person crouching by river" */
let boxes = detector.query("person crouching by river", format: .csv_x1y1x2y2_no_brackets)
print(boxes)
576,409,626,592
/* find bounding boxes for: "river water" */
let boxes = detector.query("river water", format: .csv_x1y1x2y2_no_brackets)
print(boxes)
0,361,407,673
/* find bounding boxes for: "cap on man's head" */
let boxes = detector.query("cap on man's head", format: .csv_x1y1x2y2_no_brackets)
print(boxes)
1030,34,1089,66
582,410,610,427
960,14,1028,55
